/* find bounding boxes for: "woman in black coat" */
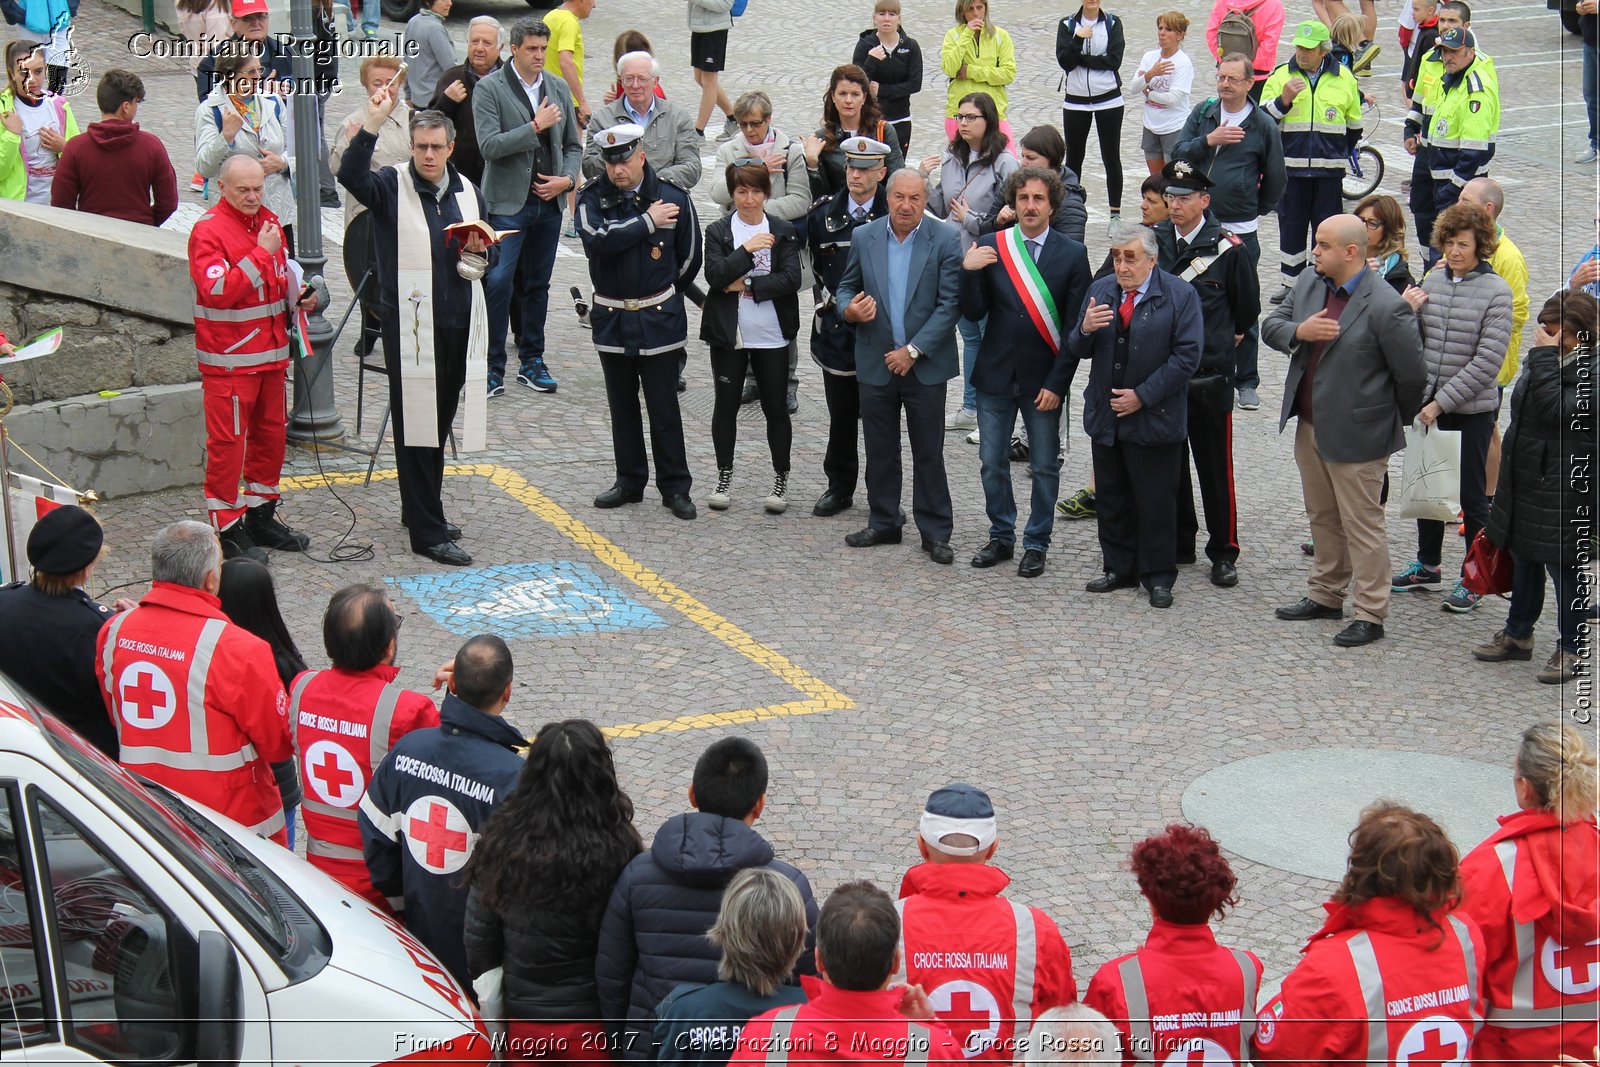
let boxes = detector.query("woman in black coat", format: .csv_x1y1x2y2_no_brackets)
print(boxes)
852,0,923,152
701,161,803,514
1474,290,1599,684
463,720,643,1057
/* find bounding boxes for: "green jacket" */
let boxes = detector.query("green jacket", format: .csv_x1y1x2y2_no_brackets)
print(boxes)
0,87,80,201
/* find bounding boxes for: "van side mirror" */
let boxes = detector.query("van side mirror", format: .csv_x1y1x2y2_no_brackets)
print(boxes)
195,930,243,1065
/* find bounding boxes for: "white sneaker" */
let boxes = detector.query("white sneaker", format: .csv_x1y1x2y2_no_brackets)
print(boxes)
1578,146,1599,164
965,427,981,445
708,468,733,510
945,408,977,431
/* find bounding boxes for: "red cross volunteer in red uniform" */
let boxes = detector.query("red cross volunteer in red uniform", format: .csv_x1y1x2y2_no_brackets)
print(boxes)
893,783,1076,1063
1083,824,1263,1065
730,880,966,1067
1252,802,1487,1066
290,585,439,906
187,153,313,564
95,520,294,843
1457,722,1600,1063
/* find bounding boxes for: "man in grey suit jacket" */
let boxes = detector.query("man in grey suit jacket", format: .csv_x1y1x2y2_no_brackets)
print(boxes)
1263,213,1426,648
835,169,963,564
473,16,581,397
582,52,703,192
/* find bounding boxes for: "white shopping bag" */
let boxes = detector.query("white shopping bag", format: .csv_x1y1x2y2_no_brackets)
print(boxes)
472,966,506,1061
1399,421,1463,522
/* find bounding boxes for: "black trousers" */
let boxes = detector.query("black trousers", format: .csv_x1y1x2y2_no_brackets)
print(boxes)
710,345,791,471
741,337,801,391
890,119,912,154
1093,438,1183,589
381,317,467,550
599,348,691,496
1276,174,1344,282
1417,409,1494,571
342,211,381,354
860,374,952,541
1063,105,1125,211
821,370,861,498
1177,376,1241,565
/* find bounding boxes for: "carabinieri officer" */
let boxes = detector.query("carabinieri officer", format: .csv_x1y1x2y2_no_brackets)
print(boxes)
575,122,703,520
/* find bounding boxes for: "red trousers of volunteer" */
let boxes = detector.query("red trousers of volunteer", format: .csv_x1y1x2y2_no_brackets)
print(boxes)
503,1020,612,1064
203,369,287,530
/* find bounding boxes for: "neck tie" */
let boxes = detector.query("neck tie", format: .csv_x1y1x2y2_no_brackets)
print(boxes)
854,206,867,221
1026,239,1041,261
1119,289,1135,330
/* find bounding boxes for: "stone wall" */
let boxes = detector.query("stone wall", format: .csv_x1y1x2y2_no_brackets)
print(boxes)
0,200,202,499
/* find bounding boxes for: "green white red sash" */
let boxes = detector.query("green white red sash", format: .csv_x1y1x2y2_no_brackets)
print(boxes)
995,227,1061,353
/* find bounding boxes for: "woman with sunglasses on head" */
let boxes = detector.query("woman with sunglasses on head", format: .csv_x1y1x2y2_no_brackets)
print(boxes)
701,161,803,514
922,90,1017,436
1354,193,1415,294
853,0,922,153
803,64,905,198
195,40,295,251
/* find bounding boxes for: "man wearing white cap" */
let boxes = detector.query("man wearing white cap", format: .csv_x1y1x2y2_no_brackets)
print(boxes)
893,784,1078,1064
576,122,702,520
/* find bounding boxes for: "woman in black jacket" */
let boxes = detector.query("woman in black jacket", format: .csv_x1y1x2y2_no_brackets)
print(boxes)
802,64,906,198
1472,290,1599,685
852,0,923,153
1354,193,1416,295
464,720,643,1059
701,161,803,514
1057,0,1126,226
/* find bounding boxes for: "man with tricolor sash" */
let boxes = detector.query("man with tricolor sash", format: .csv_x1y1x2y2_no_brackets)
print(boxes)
1152,159,1258,591
958,166,1090,579
338,84,493,567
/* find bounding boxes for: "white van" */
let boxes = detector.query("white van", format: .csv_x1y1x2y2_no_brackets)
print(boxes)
0,676,491,1065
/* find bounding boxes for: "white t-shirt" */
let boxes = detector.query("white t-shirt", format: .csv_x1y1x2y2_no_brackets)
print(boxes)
1216,101,1258,232
15,96,62,205
1132,47,1194,134
1063,16,1122,111
729,214,786,349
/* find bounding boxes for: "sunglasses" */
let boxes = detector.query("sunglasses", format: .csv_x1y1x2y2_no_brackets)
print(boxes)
736,118,768,129
732,156,765,167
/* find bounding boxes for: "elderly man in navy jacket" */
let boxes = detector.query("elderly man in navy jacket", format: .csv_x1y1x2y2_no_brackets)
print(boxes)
1065,222,1203,608
959,166,1091,579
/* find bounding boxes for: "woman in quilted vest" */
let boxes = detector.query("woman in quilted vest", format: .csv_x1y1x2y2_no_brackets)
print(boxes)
1392,201,1512,612
1471,290,1599,683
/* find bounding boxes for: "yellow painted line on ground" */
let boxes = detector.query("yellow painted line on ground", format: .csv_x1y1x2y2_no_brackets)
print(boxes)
282,464,854,738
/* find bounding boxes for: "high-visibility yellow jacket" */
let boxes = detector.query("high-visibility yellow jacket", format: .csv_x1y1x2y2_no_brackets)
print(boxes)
1261,55,1363,174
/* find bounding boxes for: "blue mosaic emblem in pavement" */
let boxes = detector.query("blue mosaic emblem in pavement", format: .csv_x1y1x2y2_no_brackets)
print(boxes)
390,562,666,639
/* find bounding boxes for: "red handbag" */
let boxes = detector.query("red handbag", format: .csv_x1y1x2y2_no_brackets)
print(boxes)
1462,530,1514,597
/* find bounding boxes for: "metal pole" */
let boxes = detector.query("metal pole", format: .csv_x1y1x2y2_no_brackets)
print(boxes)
287,0,346,442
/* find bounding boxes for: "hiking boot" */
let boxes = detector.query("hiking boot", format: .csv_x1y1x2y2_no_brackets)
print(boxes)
245,500,310,552
1392,560,1441,591
1538,649,1584,684
219,521,268,564
1472,629,1535,662
708,468,733,511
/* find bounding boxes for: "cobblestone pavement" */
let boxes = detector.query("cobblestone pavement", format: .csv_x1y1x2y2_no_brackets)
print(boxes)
40,0,1600,990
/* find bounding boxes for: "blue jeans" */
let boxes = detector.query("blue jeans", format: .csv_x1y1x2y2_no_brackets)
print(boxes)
1506,553,1590,653
1228,229,1261,390
485,194,563,377
958,315,984,412
1585,38,1599,150
360,0,377,33
975,389,1062,551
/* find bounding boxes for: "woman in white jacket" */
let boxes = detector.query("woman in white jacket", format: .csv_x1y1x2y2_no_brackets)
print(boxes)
1129,10,1193,174
195,43,295,247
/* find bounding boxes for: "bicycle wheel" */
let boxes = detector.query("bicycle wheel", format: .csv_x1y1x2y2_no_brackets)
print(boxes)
1343,146,1384,201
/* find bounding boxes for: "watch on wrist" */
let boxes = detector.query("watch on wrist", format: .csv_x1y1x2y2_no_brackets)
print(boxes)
906,344,922,361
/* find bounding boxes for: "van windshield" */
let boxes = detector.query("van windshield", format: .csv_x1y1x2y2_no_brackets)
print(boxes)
31,701,291,954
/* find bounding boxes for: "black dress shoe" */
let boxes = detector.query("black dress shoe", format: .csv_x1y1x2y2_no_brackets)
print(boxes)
1086,572,1138,593
1334,620,1385,647
1148,585,1174,609
922,539,955,565
1017,548,1046,578
813,490,853,517
1275,597,1344,621
846,526,902,547
415,541,472,566
1176,551,1197,565
662,493,697,520
594,485,645,508
1210,561,1239,587
401,517,462,541
970,539,1014,568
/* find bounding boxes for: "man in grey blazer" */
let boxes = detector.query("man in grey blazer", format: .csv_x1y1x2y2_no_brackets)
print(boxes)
1263,213,1426,647
473,16,581,397
835,168,963,564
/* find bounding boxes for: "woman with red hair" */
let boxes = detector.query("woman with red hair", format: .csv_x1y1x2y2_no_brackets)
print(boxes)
1253,803,1487,1065
1083,824,1263,1064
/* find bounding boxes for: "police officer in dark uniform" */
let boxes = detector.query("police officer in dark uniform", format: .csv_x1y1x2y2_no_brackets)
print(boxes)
0,505,122,756
575,122,704,520
808,136,890,517
1152,160,1260,589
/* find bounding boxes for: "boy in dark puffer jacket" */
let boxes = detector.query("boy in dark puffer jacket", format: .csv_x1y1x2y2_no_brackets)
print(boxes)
596,737,819,1059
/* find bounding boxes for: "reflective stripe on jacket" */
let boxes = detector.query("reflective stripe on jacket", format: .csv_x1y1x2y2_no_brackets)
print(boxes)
1260,58,1363,172
95,581,293,840
187,196,292,373
1426,59,1499,190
